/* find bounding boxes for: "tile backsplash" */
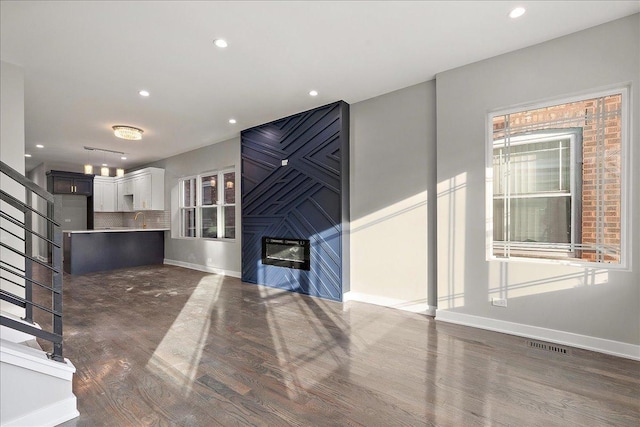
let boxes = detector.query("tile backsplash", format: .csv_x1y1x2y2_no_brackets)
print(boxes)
93,212,123,228
94,211,170,229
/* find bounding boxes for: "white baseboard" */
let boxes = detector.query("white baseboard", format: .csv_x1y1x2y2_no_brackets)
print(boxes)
3,396,79,427
163,259,241,278
436,310,640,361
343,292,436,316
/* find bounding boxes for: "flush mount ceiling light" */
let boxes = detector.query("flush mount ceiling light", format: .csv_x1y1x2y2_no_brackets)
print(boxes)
36,144,44,148
309,90,318,97
138,90,150,97
112,125,144,140
509,7,526,18
213,38,228,48
229,118,237,124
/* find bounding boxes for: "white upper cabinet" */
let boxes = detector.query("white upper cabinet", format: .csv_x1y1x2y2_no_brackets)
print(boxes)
93,176,116,212
116,167,164,211
116,179,133,212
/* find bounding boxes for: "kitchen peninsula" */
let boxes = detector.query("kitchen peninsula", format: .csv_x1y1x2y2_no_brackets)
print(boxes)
63,228,168,275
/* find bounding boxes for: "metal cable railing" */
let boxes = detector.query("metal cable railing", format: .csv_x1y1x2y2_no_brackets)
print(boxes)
0,160,64,362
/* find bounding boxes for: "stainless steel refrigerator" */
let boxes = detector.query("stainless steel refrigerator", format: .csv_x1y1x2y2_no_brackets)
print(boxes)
58,194,87,230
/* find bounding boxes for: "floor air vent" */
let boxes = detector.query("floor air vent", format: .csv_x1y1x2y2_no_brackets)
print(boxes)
527,340,570,355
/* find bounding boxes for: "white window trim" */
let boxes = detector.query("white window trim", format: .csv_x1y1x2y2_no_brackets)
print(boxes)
177,168,236,241
200,168,236,241
178,175,197,239
485,86,631,270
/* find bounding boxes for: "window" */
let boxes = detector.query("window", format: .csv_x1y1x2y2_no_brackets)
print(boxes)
493,129,582,258
180,178,196,237
178,169,236,239
487,89,628,266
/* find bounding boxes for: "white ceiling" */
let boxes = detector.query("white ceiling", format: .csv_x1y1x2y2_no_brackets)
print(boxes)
2,1,638,172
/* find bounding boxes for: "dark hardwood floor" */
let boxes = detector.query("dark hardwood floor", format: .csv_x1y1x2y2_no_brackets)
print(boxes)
29,264,639,426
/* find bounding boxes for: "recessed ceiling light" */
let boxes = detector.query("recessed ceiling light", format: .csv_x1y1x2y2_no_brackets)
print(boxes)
36,144,44,148
139,90,150,97
102,163,108,167
121,156,127,160
24,154,32,158
309,90,318,97
509,7,526,18
213,39,228,48
229,118,237,124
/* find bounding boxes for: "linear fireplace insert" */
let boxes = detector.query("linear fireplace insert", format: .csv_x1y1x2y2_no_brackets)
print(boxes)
262,237,310,271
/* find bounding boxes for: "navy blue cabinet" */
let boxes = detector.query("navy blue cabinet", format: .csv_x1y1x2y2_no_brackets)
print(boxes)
47,170,93,196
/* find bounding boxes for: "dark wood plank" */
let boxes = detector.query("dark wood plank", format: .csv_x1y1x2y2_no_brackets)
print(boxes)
26,264,639,427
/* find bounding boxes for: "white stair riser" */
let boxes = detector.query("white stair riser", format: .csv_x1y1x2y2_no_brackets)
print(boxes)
1,339,78,426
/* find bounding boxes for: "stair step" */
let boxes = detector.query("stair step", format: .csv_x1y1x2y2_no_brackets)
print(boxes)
1,338,78,426
0,338,74,378
21,338,42,351
0,310,42,345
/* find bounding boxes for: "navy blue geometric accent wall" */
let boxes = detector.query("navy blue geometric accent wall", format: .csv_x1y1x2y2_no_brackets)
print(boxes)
241,101,350,301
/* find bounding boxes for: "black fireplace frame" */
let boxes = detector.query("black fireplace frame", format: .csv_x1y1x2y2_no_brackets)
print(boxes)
261,237,311,271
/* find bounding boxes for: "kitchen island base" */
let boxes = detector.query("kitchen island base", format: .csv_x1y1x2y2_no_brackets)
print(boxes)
63,229,166,275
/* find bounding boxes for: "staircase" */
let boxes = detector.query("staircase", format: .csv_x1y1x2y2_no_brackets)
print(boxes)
0,160,79,426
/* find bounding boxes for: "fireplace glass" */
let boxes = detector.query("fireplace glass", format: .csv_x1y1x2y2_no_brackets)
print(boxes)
262,237,310,271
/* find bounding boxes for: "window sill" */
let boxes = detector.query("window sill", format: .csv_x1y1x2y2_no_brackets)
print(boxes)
487,254,628,271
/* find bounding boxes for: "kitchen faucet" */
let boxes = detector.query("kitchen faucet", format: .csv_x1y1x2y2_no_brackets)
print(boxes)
134,211,147,229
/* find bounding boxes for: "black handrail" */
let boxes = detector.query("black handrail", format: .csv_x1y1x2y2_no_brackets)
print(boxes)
1,211,61,246
0,264,61,293
0,160,54,203
0,160,65,362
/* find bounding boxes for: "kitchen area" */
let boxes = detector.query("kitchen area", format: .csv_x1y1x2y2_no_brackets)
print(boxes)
46,166,169,275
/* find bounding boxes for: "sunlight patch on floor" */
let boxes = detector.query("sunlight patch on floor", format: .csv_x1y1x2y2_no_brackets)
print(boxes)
146,274,222,395
259,286,421,401
258,286,346,400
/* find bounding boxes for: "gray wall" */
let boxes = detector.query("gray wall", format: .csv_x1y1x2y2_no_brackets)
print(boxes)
149,81,439,308
146,137,242,276
349,81,437,311
19,14,629,353
435,14,639,345
149,81,439,305
0,61,24,173
0,60,26,315
27,163,48,259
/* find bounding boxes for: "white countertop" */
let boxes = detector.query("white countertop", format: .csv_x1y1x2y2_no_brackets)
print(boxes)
64,227,169,234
